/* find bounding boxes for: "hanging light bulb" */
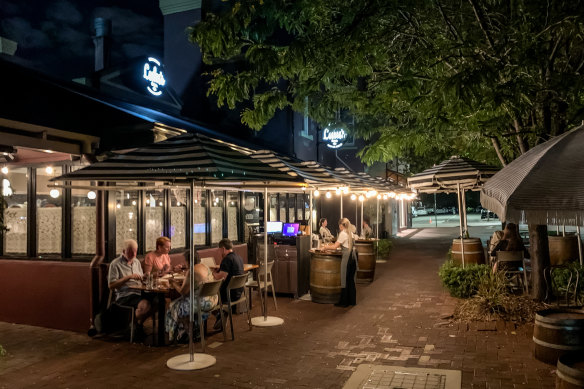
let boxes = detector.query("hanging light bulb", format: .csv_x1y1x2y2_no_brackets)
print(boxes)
314,190,320,197
116,203,121,209
132,200,137,206
389,192,396,198
377,194,381,199
176,201,181,206
159,201,163,206
45,166,53,175
1,166,7,174
335,188,341,195
343,187,349,194
325,191,332,199
50,189,60,198
350,194,357,201
358,195,365,202
301,186,306,191
87,191,96,200
382,194,388,200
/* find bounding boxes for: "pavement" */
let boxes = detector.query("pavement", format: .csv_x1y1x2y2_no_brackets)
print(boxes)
0,226,558,388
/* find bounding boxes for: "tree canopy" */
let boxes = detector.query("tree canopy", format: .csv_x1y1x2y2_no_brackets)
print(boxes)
191,0,584,170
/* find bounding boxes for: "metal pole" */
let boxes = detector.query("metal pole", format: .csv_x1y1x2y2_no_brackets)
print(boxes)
457,183,465,268
189,180,195,360
340,192,343,219
577,225,583,266
376,197,379,239
434,192,437,228
263,186,268,321
360,200,364,237
562,225,566,237
309,189,313,235
461,189,468,236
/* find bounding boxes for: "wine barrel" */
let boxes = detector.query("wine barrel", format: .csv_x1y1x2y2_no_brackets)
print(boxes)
549,235,579,266
533,309,584,365
451,238,485,265
310,251,342,303
355,240,376,283
556,355,584,388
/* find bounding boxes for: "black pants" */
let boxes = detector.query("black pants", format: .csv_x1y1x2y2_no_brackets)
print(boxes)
338,257,357,306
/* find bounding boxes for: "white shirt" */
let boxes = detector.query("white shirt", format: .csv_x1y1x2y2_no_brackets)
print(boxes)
337,230,352,249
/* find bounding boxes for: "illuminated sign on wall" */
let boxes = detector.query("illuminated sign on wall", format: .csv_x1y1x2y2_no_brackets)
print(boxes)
321,123,348,149
143,57,166,96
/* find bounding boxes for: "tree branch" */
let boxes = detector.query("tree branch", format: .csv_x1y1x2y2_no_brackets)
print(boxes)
490,136,507,166
467,0,495,50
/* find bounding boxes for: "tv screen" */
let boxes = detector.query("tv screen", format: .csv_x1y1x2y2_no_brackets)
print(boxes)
282,223,300,237
266,221,283,234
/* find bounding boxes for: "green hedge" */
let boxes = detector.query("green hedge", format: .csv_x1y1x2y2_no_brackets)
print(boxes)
439,260,491,298
375,239,392,258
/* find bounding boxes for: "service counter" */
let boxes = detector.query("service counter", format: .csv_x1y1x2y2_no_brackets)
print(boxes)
309,249,343,303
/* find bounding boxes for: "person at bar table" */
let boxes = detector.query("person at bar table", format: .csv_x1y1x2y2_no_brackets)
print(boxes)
361,217,373,239
323,218,357,307
319,218,334,243
211,238,244,330
108,239,151,339
143,236,173,275
165,251,217,344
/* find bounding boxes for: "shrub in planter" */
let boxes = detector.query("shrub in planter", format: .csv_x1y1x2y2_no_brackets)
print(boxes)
549,262,584,303
375,239,392,258
438,260,491,298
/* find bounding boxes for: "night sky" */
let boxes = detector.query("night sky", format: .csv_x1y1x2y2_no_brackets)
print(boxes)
1,0,163,79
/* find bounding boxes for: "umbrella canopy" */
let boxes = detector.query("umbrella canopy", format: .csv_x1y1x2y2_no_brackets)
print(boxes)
53,132,303,187
481,125,584,225
408,156,499,193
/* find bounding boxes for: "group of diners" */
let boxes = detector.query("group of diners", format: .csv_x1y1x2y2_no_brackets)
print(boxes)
107,236,245,344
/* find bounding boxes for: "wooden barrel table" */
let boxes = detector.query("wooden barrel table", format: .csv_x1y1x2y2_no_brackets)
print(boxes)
549,235,580,266
355,239,376,283
557,354,584,388
310,250,342,303
451,238,485,265
533,308,584,365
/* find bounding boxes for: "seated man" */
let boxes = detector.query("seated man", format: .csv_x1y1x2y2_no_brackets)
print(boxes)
143,236,172,275
362,217,373,239
108,239,151,338
212,238,244,330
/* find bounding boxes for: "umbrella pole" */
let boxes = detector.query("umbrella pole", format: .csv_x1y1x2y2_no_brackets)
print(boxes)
251,186,283,327
309,189,314,235
361,200,364,237
457,183,465,268
461,189,468,237
167,180,216,370
340,192,343,219
578,225,583,266
376,197,379,239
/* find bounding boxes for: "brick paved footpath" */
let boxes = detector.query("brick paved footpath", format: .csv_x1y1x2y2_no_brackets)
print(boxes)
0,227,556,388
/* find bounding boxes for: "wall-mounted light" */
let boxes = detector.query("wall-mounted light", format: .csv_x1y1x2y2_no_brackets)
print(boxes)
87,191,96,200
116,203,121,209
49,189,60,198
146,199,150,204
176,201,181,206
159,201,163,206
45,166,54,175
132,200,137,206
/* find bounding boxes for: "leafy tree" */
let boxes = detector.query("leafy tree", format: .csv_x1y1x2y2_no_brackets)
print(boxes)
191,0,584,169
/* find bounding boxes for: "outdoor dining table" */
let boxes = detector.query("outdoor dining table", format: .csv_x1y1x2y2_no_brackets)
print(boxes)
129,283,171,346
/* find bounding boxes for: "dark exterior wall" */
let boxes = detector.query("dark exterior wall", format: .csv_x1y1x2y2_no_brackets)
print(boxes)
0,260,91,332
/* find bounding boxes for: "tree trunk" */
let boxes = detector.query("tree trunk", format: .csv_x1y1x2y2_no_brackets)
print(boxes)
490,136,507,166
528,224,550,301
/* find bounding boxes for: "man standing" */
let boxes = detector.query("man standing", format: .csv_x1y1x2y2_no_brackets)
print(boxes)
108,239,151,338
212,238,244,330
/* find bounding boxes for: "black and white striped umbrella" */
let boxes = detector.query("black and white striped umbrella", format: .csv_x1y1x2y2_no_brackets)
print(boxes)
481,124,584,225
408,156,499,192
54,132,303,186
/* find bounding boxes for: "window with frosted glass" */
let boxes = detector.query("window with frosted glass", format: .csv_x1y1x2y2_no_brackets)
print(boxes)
193,189,206,245
2,166,28,255
288,194,296,222
170,188,187,249
37,166,62,255
227,192,238,241
115,190,138,255
210,191,224,243
269,195,277,221
71,182,96,255
145,189,164,252
279,195,286,222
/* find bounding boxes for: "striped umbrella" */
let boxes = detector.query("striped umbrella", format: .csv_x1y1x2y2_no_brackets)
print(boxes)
481,125,584,227
55,132,303,187
408,156,500,267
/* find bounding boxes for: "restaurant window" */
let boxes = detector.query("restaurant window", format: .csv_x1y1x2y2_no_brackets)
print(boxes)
288,194,296,222
278,195,286,222
145,189,164,252
227,191,238,241
71,182,96,256
210,190,224,244
37,166,62,255
268,194,277,221
115,190,139,255
170,188,187,249
193,189,206,245
2,166,28,255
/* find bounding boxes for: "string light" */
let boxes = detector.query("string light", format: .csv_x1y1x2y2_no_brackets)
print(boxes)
335,188,341,195
314,190,320,197
1,166,8,174
343,187,349,194
358,195,365,202
350,194,357,201
389,192,396,198
382,194,388,200
325,191,332,199
377,194,381,199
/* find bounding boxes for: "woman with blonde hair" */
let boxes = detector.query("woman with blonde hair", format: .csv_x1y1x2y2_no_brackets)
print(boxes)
324,218,357,307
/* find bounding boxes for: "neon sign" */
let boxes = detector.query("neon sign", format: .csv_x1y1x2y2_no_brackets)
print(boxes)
322,123,348,149
143,57,166,96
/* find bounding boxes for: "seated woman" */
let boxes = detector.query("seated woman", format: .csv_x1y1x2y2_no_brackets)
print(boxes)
165,253,217,343
490,223,530,272
319,218,334,243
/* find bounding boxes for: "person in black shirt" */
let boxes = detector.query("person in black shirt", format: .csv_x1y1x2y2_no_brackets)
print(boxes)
212,238,244,330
